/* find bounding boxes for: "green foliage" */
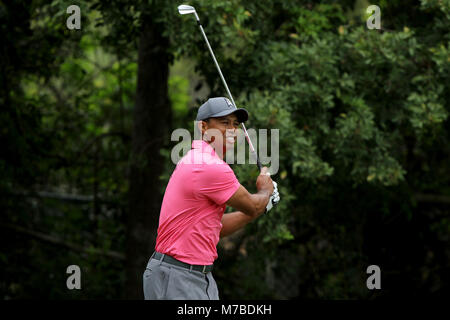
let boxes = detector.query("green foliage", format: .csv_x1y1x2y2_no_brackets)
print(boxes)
294,4,346,40
1,0,449,300
1,0,133,299
178,0,449,298
168,75,190,119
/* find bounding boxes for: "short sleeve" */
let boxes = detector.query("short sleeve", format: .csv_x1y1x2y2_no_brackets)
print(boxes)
196,163,240,205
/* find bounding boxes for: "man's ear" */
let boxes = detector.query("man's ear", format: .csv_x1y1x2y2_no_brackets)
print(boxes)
198,120,208,135
196,120,208,140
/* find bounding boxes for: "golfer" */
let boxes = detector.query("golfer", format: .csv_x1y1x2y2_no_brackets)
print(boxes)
143,97,280,300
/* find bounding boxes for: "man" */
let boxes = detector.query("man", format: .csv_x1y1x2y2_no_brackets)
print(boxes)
143,97,280,300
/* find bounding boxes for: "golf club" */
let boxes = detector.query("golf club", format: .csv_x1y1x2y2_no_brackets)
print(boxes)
178,4,262,171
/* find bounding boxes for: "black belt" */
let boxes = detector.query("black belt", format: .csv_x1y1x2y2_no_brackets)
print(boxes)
151,252,213,274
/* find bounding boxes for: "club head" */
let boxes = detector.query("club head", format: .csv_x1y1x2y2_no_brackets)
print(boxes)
178,4,196,15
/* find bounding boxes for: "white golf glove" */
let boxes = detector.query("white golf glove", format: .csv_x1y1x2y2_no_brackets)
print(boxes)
265,181,280,213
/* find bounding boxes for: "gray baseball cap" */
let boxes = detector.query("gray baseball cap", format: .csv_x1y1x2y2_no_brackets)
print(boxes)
196,97,248,123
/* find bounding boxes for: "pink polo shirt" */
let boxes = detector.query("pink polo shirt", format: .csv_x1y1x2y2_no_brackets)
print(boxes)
155,140,240,265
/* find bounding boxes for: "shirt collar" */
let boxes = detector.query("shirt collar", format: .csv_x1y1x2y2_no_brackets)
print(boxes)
192,140,218,158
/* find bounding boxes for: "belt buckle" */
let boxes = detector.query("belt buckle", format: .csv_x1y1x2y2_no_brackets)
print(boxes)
202,265,207,274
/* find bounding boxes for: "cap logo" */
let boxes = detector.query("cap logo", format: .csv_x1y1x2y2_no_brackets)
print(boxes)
224,98,234,109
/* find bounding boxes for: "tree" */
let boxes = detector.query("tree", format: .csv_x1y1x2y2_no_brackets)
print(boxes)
92,0,177,298
1,0,448,299
126,10,172,300
165,0,449,298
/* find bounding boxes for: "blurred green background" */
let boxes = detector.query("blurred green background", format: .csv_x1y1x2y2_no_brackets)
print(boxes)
0,0,449,299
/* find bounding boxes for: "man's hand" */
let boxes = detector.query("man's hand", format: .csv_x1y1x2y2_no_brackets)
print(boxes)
256,167,274,195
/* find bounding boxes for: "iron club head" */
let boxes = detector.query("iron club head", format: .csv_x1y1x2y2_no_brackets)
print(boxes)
178,5,196,15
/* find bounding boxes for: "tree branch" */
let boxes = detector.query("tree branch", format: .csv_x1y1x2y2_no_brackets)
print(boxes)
76,131,131,159
7,190,122,204
415,193,450,205
0,223,125,261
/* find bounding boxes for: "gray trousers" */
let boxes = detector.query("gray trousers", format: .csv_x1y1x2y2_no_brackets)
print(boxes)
143,255,219,300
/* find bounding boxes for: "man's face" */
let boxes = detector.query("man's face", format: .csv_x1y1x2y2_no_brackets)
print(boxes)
200,113,240,156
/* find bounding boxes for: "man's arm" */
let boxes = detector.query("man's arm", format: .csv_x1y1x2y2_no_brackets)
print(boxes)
220,210,263,238
221,168,274,238
225,184,272,218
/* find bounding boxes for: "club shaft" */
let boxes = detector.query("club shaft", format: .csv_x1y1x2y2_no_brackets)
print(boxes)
197,24,262,170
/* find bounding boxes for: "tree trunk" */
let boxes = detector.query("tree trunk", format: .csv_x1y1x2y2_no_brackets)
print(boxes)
125,17,171,299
